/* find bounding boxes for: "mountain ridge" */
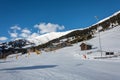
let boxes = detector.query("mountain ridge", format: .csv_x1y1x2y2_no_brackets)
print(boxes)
0,10,120,59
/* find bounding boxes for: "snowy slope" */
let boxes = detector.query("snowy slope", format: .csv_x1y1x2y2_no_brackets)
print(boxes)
0,46,120,80
0,26,120,80
1,10,120,80
73,25,120,59
26,10,120,46
89,25,120,51
92,10,120,26
27,31,71,45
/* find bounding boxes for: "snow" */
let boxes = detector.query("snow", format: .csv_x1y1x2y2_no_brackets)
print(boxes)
27,31,72,46
92,10,120,26
89,25,120,51
0,25,120,80
77,25,120,59
0,47,120,80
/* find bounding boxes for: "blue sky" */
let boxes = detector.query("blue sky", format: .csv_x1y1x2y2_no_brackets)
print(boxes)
0,0,120,42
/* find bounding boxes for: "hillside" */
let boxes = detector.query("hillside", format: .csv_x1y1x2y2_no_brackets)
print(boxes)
74,25,120,59
35,10,120,50
0,10,120,59
28,10,120,47
0,25,120,80
27,31,72,46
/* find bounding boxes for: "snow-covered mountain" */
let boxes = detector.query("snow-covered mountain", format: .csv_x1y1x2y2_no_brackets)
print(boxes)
1,10,120,80
75,25,120,59
1,10,120,59
0,25,120,80
93,10,120,25
27,31,72,46
33,10,120,47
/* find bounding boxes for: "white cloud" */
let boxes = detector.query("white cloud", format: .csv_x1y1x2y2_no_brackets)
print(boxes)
8,25,21,39
34,23,65,34
21,28,31,34
0,37,8,41
20,33,28,38
58,26,65,30
7,23,64,40
8,31,18,38
30,33,39,38
20,28,31,38
10,25,21,31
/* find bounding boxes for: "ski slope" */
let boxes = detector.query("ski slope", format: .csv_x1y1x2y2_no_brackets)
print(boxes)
0,47,120,80
0,26,120,80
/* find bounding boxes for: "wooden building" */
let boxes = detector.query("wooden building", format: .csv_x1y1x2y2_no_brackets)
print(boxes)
80,43,92,51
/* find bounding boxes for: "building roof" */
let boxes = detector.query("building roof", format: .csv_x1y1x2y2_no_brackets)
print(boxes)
80,42,92,46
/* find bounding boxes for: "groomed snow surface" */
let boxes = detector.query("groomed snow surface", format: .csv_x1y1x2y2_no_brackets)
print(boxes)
0,26,120,80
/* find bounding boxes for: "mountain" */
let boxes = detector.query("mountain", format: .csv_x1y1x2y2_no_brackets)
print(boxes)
1,10,120,80
26,10,120,47
0,39,34,59
34,10,120,49
0,10,120,59
78,25,120,59
0,22,120,80
27,31,72,46
59,10,120,42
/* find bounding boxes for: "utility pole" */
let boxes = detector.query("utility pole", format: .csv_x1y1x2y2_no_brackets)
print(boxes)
95,16,102,57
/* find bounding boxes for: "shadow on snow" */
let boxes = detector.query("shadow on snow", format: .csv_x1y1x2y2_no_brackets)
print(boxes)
0,61,11,63
0,65,58,71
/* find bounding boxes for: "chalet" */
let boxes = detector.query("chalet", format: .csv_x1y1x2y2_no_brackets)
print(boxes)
80,43,92,51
